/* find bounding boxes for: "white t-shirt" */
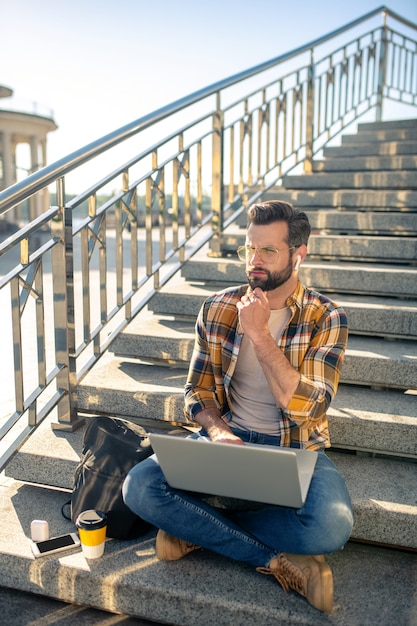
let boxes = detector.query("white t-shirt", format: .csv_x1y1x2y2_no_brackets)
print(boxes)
228,307,291,435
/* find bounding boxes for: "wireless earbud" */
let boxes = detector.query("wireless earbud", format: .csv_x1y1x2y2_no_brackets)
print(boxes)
294,255,301,271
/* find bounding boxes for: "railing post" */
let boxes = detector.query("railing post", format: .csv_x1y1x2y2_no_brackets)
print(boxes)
304,48,315,174
209,92,224,257
376,10,388,121
51,176,84,432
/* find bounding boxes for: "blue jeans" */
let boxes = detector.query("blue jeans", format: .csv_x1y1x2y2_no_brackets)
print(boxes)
122,429,353,568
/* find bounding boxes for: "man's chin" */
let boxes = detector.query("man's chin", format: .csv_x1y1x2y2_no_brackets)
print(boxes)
248,277,266,290
248,275,290,292
249,279,277,292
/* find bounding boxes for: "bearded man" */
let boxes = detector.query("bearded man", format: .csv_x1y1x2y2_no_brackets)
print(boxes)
123,200,353,613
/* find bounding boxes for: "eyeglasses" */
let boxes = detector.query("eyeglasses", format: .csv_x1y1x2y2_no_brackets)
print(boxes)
236,245,296,263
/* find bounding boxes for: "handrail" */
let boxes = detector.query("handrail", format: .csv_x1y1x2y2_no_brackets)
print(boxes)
0,6,416,469
0,5,410,215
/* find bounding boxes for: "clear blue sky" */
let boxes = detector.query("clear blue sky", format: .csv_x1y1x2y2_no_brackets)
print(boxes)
2,0,417,186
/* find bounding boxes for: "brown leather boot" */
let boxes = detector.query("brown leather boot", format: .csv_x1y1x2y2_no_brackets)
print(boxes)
257,553,333,612
156,530,201,561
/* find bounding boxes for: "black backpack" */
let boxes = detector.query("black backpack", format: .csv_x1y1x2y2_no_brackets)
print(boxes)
64,415,154,540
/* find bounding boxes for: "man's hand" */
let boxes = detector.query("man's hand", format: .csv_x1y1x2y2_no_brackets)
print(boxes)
236,288,270,339
210,430,245,445
236,287,301,410
195,408,245,445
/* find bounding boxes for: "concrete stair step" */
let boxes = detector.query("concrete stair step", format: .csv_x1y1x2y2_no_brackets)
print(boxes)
302,210,417,236
1,471,417,624
235,208,417,235
327,385,417,457
219,230,417,264
313,155,417,172
181,257,417,298
112,315,195,362
330,294,417,340
109,312,417,389
323,140,417,158
282,171,417,190
342,128,417,143
323,140,417,159
329,452,417,549
75,355,417,453
7,382,417,488
342,335,417,390
358,119,417,131
78,352,187,423
262,187,417,209
302,263,417,298
307,233,417,263
147,283,417,340
3,415,417,550
76,356,417,456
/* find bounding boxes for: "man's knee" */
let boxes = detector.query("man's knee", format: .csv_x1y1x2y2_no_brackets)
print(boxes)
316,500,354,553
122,456,162,514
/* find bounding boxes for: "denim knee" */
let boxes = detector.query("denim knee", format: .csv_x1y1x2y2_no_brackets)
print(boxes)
122,455,162,519
311,498,354,553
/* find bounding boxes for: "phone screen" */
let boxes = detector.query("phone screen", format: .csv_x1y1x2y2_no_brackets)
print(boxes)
36,535,77,553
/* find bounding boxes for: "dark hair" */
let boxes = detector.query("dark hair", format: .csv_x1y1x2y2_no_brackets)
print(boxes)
247,200,311,247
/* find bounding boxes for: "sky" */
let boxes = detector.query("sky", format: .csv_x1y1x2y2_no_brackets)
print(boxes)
1,0,417,192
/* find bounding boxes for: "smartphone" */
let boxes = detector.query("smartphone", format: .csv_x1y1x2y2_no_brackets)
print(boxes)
31,532,80,558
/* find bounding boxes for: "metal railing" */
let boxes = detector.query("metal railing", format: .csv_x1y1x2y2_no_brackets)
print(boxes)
0,6,416,468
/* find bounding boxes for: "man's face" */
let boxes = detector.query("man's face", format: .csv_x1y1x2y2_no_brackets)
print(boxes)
244,221,294,292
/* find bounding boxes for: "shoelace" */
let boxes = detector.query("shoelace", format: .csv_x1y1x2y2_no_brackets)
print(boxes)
257,555,306,595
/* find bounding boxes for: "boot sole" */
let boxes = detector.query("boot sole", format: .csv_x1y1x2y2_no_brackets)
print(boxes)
316,562,334,613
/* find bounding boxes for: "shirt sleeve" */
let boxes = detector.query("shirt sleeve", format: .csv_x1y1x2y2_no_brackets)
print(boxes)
284,304,348,427
184,302,220,421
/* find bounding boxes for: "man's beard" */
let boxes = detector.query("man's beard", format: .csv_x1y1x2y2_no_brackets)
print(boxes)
246,256,293,291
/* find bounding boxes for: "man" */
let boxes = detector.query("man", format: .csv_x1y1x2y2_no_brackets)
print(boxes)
123,200,353,613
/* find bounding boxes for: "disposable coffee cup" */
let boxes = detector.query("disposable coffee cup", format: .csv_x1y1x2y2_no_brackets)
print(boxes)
76,510,107,559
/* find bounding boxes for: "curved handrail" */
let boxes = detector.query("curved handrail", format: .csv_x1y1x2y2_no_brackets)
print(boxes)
1,5,411,215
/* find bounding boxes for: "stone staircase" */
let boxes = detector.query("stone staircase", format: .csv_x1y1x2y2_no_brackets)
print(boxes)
1,118,417,625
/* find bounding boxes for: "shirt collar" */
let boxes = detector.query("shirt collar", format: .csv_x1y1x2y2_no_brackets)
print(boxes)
287,280,305,310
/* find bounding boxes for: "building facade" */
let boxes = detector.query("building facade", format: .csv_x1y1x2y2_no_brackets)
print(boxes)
0,85,57,224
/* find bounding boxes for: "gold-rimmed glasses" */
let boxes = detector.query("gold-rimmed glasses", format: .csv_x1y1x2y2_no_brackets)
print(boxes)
237,245,296,263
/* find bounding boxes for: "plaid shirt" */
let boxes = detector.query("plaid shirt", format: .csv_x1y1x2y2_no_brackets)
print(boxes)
184,281,348,450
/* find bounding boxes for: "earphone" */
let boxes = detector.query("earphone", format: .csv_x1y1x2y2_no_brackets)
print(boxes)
294,255,301,271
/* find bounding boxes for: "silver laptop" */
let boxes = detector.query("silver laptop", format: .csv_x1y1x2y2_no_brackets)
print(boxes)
149,433,318,508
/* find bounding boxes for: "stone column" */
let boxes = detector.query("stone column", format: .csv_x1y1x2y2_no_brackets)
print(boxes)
39,137,50,213
1,130,19,222
29,136,41,220
1,130,15,189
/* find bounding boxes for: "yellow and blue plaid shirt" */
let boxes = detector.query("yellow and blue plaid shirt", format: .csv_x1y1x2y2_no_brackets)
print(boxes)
184,281,348,450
